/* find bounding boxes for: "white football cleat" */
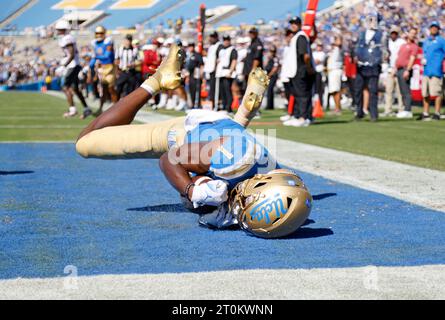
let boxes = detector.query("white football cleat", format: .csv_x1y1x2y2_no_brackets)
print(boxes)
396,111,413,119
156,94,168,109
284,118,308,127
280,114,292,122
63,106,78,118
175,99,188,111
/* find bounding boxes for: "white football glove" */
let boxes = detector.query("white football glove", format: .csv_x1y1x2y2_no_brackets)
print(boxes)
191,180,229,208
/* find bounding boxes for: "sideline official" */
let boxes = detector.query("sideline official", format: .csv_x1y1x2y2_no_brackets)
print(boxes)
185,42,204,109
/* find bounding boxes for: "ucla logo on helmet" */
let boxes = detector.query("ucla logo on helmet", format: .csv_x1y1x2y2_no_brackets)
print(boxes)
250,193,288,224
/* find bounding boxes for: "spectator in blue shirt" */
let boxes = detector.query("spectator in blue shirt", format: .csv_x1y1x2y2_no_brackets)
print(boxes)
419,21,445,121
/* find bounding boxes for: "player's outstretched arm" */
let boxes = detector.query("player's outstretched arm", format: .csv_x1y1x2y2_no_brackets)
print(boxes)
77,44,185,141
159,139,228,208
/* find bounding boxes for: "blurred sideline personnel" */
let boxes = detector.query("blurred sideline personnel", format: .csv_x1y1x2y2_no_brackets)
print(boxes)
395,28,419,119
284,16,316,127
142,39,161,106
204,32,222,110
185,42,204,109
75,44,313,239
354,11,385,122
279,29,297,123
327,35,344,114
312,42,326,109
383,26,404,117
55,20,91,119
132,39,144,87
243,27,264,92
419,21,445,121
90,26,118,115
264,45,280,110
115,34,139,99
216,35,238,113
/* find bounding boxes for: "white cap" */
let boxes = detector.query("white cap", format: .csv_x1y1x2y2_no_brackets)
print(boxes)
165,37,174,45
55,20,70,30
237,37,250,44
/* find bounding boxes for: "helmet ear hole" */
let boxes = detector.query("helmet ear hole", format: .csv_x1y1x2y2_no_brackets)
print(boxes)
286,197,293,208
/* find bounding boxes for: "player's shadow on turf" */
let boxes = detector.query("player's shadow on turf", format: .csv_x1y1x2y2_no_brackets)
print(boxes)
0,171,34,176
312,193,337,201
127,203,186,213
283,219,334,239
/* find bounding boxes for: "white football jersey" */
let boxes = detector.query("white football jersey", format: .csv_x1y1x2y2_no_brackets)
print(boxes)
59,34,79,69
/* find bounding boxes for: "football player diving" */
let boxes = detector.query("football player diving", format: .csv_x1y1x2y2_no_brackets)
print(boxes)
76,44,313,239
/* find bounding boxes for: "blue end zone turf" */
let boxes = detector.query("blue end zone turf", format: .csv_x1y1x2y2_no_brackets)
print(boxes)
1,143,444,279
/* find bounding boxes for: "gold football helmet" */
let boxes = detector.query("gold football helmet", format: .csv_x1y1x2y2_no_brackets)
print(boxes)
95,26,107,41
229,169,312,239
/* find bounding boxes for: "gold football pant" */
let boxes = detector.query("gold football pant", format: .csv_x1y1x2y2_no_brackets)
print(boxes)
76,117,186,159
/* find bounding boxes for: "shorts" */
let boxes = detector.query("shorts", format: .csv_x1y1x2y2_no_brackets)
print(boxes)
98,64,116,86
62,65,81,89
422,76,443,98
328,69,343,94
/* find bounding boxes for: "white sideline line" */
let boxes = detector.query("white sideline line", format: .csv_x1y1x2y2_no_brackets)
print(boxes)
0,125,84,129
266,136,445,212
0,141,74,143
1,265,445,300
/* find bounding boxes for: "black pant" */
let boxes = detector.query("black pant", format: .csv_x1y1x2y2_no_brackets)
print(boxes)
354,68,379,120
189,77,202,108
219,77,233,112
208,72,216,105
396,68,412,112
116,70,137,98
347,77,357,108
315,72,324,106
266,74,278,110
291,74,315,120
283,81,292,101
63,65,82,89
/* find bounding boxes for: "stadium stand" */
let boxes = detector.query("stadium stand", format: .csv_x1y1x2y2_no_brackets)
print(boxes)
3,0,342,31
219,0,337,25
0,1,36,31
101,0,181,29
149,0,337,27
109,0,159,10
52,0,104,10
6,0,63,31
0,1,32,24
4,0,183,30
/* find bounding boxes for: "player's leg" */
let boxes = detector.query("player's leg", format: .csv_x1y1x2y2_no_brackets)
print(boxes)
78,87,153,140
76,114,186,159
234,68,270,127
62,72,77,118
71,67,92,119
77,44,186,159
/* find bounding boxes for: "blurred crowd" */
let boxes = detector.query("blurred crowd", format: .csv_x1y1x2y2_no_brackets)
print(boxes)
2,0,445,122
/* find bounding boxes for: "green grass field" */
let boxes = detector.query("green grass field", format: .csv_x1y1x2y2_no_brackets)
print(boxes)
1,91,444,171
0,92,95,141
